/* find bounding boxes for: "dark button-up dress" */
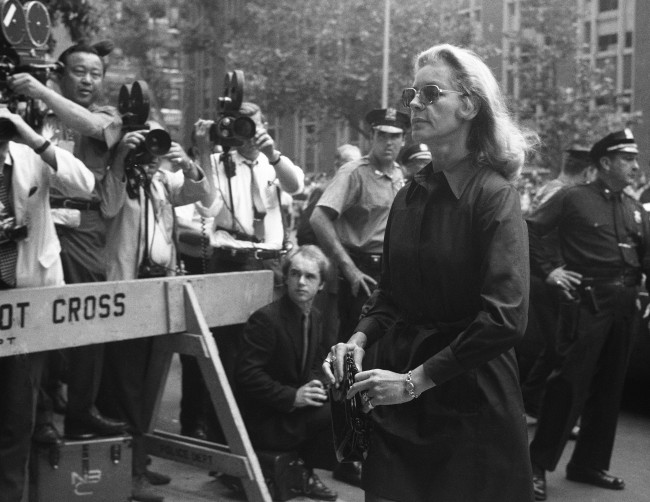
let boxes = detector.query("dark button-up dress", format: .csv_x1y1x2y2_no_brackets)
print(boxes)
356,158,533,502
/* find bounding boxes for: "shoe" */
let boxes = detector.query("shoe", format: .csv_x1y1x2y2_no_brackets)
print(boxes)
333,461,362,487
131,475,164,502
144,469,171,486
303,472,337,501
65,409,128,439
566,462,624,490
568,425,580,440
33,423,62,445
532,465,547,501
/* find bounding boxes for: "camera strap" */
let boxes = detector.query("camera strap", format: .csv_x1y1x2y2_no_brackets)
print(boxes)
0,164,18,288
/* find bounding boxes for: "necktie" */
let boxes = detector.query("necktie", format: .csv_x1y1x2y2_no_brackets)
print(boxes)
244,160,266,240
300,313,310,373
0,166,18,288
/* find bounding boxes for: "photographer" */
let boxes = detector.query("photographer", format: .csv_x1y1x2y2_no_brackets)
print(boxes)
0,107,95,502
97,124,212,502
188,102,304,441
7,42,128,441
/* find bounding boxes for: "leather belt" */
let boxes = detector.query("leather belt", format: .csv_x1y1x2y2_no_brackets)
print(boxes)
50,198,101,211
347,249,382,270
580,273,641,288
215,247,284,261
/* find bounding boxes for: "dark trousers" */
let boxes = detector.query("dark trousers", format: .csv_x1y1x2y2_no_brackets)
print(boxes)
59,241,106,421
201,252,277,443
97,337,158,476
248,404,337,471
336,258,382,344
529,284,637,471
178,253,209,433
337,256,381,369
35,350,68,426
521,275,561,417
0,353,45,502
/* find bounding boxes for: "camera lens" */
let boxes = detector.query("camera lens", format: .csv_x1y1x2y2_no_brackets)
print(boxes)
233,117,256,139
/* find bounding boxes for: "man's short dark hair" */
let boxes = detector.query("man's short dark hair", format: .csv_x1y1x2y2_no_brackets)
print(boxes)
58,40,114,74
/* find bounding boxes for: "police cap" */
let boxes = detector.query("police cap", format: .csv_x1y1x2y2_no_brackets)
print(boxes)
399,143,431,164
590,129,638,163
565,144,591,161
365,108,410,134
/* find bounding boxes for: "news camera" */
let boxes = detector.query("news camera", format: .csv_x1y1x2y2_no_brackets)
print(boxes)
209,70,256,148
117,80,172,198
0,0,61,140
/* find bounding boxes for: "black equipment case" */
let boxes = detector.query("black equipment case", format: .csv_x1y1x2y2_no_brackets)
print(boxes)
29,435,132,502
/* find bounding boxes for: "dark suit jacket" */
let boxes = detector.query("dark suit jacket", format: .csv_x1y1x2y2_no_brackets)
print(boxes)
235,294,330,450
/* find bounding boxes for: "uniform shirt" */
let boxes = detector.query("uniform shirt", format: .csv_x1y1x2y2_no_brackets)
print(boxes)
316,156,404,254
356,157,529,386
527,178,650,278
48,105,123,201
197,150,304,250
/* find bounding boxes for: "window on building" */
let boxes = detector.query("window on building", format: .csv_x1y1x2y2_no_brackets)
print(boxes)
474,9,481,22
584,22,591,44
598,0,618,12
623,54,632,90
301,121,319,174
598,33,617,52
625,31,633,47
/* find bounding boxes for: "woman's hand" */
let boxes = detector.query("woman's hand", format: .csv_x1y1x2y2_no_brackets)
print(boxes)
348,369,414,412
322,340,365,389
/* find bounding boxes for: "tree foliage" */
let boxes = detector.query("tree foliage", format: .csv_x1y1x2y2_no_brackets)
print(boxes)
510,0,641,173
42,0,100,43
208,0,489,137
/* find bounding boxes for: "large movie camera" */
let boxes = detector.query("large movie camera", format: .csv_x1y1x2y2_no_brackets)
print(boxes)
210,70,256,149
118,80,172,197
0,0,61,140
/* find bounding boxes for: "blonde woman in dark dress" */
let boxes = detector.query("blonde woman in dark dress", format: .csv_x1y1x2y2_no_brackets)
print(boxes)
323,44,537,502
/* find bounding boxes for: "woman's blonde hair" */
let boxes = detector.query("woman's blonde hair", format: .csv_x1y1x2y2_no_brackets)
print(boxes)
415,44,537,180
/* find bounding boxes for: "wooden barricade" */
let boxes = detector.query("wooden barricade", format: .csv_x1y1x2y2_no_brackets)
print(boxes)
0,272,275,502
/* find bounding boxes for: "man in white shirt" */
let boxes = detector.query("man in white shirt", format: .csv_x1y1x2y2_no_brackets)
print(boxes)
190,102,304,443
0,107,95,502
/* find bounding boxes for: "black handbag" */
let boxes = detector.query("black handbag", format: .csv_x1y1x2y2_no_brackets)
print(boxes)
328,353,370,462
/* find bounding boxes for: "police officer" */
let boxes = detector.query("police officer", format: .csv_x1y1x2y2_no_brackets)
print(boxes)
520,146,593,420
398,142,431,181
310,108,408,346
526,129,647,500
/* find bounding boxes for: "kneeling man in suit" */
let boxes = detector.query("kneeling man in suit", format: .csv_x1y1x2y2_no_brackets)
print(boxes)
236,244,345,501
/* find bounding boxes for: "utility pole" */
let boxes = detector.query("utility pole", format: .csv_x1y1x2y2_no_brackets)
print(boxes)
381,0,391,107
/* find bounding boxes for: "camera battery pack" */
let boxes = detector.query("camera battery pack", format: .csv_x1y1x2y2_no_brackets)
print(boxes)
29,435,132,502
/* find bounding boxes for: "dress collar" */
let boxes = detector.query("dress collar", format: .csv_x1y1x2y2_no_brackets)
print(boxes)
411,155,474,200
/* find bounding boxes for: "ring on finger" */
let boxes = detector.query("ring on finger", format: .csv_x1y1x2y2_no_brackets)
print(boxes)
361,391,370,403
